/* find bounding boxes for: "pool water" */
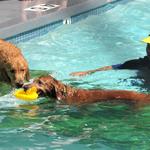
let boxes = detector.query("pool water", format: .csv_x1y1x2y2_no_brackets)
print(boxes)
1,0,150,149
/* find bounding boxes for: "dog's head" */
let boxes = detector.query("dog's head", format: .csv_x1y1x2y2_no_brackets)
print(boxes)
4,57,30,87
23,75,57,97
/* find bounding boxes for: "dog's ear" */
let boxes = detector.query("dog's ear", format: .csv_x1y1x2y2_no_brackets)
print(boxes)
25,68,30,81
46,84,56,97
0,68,11,83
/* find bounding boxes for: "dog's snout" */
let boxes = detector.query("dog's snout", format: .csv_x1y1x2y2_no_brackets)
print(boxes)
16,81,24,88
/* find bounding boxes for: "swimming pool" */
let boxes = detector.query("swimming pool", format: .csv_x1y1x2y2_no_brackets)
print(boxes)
0,0,150,149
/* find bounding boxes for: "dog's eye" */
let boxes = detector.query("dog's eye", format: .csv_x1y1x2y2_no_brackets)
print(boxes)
38,80,43,85
21,69,25,72
10,69,15,73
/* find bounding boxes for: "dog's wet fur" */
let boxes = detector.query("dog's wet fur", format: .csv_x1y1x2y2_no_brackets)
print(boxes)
23,75,150,105
0,39,29,87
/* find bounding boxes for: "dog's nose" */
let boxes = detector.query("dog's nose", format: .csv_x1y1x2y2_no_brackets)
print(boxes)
16,81,24,88
23,85,29,91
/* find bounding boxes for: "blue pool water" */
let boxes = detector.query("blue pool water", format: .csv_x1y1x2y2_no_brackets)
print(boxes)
0,0,150,149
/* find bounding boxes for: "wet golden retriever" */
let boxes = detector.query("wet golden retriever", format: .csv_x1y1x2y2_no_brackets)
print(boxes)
23,75,150,105
0,39,29,87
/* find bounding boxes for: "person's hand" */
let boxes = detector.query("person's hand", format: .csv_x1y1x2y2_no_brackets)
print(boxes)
70,71,92,76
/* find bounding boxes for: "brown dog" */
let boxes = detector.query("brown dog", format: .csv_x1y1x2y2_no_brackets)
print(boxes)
0,39,29,87
23,75,150,105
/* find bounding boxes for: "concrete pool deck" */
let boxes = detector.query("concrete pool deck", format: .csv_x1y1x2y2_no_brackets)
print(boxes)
0,0,114,39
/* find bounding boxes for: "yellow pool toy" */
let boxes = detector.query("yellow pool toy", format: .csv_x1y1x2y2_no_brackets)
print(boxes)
142,36,150,44
14,87,38,101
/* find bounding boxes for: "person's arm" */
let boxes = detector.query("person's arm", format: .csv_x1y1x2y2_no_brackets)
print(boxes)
70,56,149,77
70,57,146,77
70,65,113,76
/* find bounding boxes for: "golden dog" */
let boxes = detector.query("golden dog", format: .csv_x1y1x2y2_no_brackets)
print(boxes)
23,75,150,105
0,39,29,87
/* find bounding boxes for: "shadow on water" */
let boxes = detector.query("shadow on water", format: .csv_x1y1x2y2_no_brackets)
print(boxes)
0,82,11,96
118,69,150,93
29,69,53,78
136,69,150,92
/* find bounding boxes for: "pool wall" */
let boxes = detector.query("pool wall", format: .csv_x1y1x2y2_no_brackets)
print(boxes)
4,0,122,44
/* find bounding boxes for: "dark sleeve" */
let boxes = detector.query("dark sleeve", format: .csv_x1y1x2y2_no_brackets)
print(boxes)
112,56,150,70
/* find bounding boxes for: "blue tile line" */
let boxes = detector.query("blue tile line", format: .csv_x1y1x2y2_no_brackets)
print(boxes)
5,0,125,44
5,20,63,44
71,0,129,23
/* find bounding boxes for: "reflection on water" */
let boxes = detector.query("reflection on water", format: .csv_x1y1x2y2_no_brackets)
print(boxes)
21,0,46,21
20,0,72,21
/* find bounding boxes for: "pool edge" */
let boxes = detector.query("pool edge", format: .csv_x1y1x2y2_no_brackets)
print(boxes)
3,0,122,44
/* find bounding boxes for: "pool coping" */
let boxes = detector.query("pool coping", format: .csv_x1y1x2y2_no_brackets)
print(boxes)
0,0,117,41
